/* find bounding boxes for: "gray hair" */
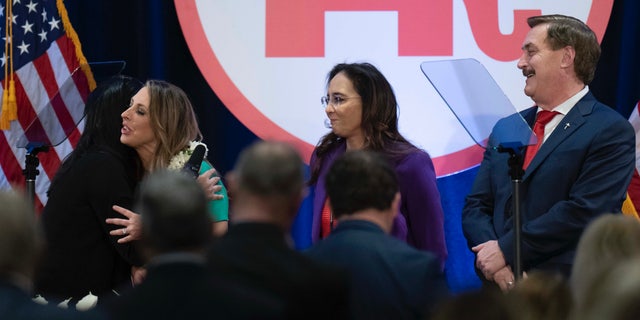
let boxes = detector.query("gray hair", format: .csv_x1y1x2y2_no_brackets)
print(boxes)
234,141,305,199
137,170,211,254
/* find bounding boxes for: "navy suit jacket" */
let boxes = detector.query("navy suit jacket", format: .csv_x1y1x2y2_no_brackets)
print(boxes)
462,92,635,272
306,220,449,320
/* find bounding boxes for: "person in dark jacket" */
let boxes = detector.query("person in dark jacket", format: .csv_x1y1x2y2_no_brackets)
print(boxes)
306,150,448,319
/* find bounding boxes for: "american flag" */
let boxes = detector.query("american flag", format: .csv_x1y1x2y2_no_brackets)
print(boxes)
0,0,94,211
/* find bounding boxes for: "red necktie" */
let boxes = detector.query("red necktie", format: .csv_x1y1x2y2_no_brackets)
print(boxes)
523,110,559,169
320,198,333,238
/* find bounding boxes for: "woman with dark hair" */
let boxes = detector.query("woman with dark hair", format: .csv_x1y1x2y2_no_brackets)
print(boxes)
35,75,145,305
310,62,447,266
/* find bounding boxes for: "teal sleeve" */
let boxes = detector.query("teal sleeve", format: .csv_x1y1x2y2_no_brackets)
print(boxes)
200,160,229,222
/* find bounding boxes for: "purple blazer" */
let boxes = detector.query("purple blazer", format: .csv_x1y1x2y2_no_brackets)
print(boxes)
310,141,447,266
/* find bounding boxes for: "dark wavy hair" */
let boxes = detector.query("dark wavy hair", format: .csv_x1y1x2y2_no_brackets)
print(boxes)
309,62,417,185
49,75,144,192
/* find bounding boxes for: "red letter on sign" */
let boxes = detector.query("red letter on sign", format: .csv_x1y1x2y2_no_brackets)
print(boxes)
464,0,540,61
266,0,452,57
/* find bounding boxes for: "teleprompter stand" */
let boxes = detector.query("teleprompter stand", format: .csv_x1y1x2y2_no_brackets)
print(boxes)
22,143,49,206
496,142,526,281
420,59,536,282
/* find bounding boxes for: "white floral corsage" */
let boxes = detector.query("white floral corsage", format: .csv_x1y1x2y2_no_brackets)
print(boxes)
168,141,209,170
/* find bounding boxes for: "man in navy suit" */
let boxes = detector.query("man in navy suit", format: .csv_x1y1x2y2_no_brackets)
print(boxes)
306,150,449,319
463,14,635,291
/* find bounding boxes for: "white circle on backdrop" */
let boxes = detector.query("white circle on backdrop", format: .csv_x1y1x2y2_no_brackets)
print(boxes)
175,0,612,176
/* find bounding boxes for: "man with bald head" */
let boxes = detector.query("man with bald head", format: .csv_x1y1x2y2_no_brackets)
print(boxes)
207,141,349,319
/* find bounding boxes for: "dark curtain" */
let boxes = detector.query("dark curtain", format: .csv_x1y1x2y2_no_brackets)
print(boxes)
592,0,640,117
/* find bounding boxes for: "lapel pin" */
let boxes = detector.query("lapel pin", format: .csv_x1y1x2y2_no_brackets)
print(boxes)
564,123,571,130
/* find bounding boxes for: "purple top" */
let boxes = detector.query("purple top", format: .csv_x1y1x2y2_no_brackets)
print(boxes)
310,141,447,266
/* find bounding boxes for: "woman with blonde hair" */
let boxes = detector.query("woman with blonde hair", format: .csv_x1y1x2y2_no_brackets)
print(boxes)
571,214,640,309
108,80,228,240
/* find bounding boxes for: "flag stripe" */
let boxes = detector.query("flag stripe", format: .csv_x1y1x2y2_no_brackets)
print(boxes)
13,76,62,182
15,65,55,146
33,54,63,104
48,39,86,148
0,127,25,188
0,0,92,210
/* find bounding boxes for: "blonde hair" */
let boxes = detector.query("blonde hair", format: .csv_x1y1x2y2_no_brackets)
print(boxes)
572,258,640,320
511,271,572,320
571,214,640,309
145,80,202,171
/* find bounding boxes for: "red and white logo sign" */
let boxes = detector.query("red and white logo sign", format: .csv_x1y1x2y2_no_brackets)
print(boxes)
175,0,612,176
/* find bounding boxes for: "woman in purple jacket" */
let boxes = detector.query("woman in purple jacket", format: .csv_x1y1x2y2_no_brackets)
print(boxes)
309,62,447,266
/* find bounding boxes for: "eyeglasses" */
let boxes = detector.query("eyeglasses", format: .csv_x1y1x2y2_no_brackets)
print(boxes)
321,95,361,109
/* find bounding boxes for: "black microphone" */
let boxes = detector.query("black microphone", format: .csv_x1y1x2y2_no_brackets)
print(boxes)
181,144,207,178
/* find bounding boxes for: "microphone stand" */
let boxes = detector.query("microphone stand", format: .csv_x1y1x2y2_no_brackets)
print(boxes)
496,142,525,281
23,142,49,208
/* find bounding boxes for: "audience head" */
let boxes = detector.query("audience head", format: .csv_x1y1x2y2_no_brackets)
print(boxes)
510,271,572,320
571,213,640,308
228,141,305,226
136,170,211,257
0,191,43,281
431,288,522,320
121,79,202,171
572,257,640,320
526,14,600,85
325,150,399,231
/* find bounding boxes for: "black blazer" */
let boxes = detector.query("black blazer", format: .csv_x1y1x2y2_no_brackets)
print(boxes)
35,148,141,303
207,222,350,319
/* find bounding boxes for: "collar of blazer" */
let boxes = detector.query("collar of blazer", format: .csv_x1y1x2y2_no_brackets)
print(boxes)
522,92,595,179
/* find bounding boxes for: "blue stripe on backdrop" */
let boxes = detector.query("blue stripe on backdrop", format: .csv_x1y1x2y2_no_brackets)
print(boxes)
437,167,483,293
291,165,314,250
